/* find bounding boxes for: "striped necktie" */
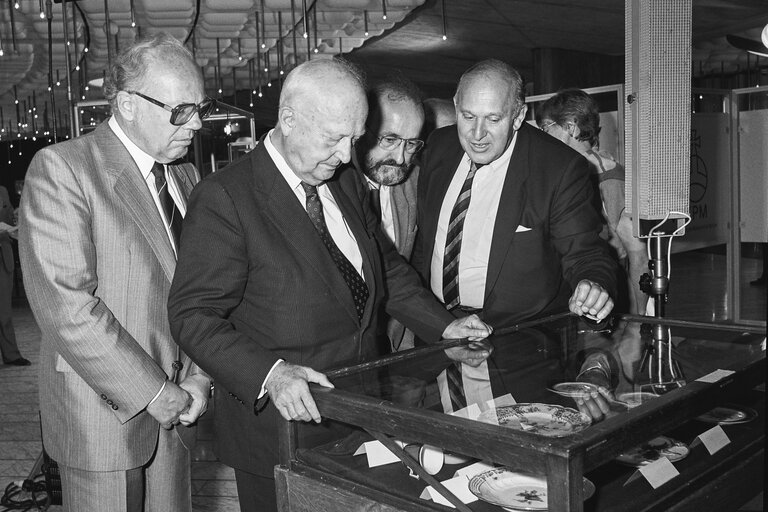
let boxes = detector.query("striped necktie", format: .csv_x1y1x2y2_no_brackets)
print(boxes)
150,162,182,251
442,161,480,311
301,182,369,322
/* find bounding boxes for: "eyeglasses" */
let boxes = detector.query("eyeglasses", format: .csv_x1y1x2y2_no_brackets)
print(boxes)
373,134,425,154
127,91,216,126
539,121,557,133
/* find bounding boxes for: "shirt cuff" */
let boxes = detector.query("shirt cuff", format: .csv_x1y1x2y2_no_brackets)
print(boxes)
259,359,284,399
147,379,168,408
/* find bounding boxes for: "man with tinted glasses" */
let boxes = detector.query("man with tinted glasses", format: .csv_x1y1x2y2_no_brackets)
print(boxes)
19,33,211,511
350,76,425,351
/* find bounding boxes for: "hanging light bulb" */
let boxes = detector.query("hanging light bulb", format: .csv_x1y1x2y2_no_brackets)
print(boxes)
441,0,447,41
130,0,136,27
381,0,387,20
14,2,20,9
364,11,369,37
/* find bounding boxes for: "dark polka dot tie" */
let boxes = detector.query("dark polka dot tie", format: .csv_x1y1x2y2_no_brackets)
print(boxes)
301,182,369,322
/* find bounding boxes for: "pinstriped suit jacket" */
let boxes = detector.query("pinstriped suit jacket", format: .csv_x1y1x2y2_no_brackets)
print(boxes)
19,121,202,471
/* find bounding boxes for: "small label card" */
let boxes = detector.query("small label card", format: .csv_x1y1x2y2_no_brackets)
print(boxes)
419,475,477,508
353,439,406,468
692,425,730,455
450,402,482,420
696,369,735,383
625,457,680,489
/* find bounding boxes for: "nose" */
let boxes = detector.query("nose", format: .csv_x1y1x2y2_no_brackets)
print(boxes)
336,138,354,163
390,141,407,164
185,112,204,131
471,119,486,140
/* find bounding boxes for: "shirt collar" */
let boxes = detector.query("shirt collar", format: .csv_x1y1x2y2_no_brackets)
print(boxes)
264,128,306,192
108,116,157,180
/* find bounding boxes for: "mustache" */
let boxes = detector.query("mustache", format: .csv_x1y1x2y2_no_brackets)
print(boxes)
372,159,409,172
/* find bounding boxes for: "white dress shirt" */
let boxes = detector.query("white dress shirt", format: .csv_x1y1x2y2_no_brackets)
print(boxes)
109,116,189,405
108,116,186,256
430,132,518,308
264,130,365,277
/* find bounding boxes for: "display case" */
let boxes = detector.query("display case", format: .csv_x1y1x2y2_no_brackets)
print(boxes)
276,314,765,512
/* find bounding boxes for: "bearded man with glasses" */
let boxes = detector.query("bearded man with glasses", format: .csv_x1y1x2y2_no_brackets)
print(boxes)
20,33,211,511
345,76,426,352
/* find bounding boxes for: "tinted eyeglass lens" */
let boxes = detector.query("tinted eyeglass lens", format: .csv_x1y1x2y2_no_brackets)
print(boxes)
170,99,216,126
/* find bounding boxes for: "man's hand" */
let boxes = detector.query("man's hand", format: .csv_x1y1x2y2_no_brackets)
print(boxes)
441,314,493,341
445,340,493,367
265,362,334,423
177,374,211,426
569,280,614,322
574,368,627,422
146,381,192,429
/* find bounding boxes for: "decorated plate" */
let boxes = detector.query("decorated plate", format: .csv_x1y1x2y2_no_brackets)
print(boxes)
616,436,690,467
549,382,598,398
468,468,595,511
696,405,758,425
477,403,591,437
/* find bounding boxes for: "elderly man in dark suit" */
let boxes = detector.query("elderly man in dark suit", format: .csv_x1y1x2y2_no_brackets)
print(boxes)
20,33,212,511
168,58,492,512
348,76,425,352
412,59,617,411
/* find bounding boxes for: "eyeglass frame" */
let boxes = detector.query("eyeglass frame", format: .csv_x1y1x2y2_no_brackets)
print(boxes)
539,120,557,133
126,90,216,126
368,130,425,154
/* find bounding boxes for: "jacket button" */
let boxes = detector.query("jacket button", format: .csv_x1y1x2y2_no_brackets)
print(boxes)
112,404,118,410
106,400,113,405
101,394,107,400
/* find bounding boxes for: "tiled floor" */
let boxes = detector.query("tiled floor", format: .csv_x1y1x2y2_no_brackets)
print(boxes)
1,249,765,511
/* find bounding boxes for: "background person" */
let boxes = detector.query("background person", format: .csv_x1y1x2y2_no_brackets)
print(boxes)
19,33,211,511
537,88,651,315
0,184,29,367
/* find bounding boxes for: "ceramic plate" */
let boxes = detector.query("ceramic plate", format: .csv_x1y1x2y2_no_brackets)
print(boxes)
616,436,690,467
549,382,598,398
616,391,658,408
418,444,444,475
468,467,595,511
477,403,591,437
696,405,758,425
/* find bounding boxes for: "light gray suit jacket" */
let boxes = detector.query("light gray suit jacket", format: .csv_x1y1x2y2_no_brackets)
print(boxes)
20,121,202,471
385,167,419,350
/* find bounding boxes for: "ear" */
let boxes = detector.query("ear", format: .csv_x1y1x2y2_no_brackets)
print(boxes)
115,91,138,121
512,104,528,131
278,106,297,135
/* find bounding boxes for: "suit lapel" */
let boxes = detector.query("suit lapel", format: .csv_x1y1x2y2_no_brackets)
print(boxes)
98,124,177,282
484,127,531,301
255,148,361,324
167,163,196,209
389,184,408,252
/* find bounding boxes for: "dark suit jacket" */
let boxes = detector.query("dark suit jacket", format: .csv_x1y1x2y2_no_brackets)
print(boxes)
168,140,454,477
412,123,617,329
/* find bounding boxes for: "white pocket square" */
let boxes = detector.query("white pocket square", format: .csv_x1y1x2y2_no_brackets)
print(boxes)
515,225,532,232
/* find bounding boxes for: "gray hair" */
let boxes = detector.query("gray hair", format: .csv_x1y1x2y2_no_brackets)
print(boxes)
455,59,526,111
103,33,197,110
279,57,366,109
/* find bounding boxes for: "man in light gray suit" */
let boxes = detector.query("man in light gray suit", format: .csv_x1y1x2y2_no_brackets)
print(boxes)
350,76,425,351
19,33,212,511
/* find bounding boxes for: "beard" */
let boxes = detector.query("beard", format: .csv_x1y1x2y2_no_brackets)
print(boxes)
363,157,413,186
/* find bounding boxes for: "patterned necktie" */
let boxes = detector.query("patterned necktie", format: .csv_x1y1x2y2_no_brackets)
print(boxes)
150,162,183,250
301,182,369,322
442,161,480,311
